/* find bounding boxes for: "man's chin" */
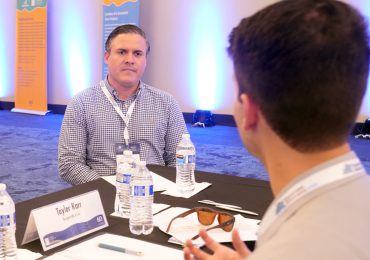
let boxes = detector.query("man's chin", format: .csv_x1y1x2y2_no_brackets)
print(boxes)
119,79,139,88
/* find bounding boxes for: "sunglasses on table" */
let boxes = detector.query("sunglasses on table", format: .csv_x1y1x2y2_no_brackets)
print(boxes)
165,207,235,240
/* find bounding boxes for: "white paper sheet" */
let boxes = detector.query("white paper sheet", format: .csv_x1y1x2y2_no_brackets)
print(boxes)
102,172,211,198
44,233,183,260
154,207,260,247
150,171,176,192
17,248,43,260
101,171,174,192
110,203,171,218
101,175,116,186
161,182,212,198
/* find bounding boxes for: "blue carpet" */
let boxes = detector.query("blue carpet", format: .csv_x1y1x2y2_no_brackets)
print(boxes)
0,111,369,202
0,125,70,202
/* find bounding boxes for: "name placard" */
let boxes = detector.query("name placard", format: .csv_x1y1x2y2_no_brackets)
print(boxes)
21,190,108,251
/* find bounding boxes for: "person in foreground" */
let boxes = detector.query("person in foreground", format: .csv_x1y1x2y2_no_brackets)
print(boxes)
58,24,187,185
184,0,370,259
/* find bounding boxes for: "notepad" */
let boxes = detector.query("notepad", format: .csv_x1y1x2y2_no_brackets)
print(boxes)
44,233,183,259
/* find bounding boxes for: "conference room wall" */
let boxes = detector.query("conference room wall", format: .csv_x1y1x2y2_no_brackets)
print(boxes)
0,0,369,121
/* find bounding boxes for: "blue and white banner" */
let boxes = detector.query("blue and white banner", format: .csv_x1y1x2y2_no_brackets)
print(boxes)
102,0,140,79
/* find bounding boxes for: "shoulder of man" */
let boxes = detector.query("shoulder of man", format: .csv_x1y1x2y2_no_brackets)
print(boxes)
68,84,102,103
140,82,177,103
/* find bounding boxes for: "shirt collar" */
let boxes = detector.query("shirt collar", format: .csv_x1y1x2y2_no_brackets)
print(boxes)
276,151,357,198
104,77,143,101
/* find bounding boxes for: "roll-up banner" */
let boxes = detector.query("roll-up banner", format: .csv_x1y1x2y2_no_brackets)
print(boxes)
102,0,140,79
12,0,48,115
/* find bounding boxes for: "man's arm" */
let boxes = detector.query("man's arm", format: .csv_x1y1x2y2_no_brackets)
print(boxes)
163,97,188,167
58,97,100,185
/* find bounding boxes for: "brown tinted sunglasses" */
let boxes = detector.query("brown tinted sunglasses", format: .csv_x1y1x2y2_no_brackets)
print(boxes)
165,207,235,240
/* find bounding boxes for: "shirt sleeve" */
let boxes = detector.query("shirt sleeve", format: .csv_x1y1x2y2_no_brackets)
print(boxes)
163,97,188,167
58,96,101,185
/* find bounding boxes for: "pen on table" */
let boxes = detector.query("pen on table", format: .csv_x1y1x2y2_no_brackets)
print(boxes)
198,200,242,209
98,242,144,256
216,205,259,216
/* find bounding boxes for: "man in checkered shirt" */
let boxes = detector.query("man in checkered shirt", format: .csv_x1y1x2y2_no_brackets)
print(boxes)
58,24,187,185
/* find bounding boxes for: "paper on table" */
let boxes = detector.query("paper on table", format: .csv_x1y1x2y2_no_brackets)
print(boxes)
102,173,211,197
161,182,212,198
150,171,176,192
154,207,260,247
17,248,43,260
110,203,171,218
101,175,116,186
101,171,174,192
43,233,183,260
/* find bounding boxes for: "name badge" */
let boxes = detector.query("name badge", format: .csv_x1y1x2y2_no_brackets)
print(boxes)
21,190,108,251
115,142,141,165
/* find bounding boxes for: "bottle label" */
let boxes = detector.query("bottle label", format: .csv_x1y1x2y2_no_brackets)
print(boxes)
132,185,154,196
176,154,195,164
0,212,16,227
116,173,131,184
122,173,131,184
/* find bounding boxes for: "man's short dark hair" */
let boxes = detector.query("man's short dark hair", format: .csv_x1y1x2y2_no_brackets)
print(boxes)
105,24,150,54
228,0,369,152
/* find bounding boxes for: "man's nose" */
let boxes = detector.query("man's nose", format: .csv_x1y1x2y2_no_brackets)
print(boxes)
124,53,134,64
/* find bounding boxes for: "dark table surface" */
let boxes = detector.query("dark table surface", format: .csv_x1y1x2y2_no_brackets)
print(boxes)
16,165,273,256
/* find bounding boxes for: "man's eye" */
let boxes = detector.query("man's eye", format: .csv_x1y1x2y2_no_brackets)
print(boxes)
134,52,143,57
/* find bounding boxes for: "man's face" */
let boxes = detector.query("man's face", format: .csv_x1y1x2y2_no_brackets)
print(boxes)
104,33,147,89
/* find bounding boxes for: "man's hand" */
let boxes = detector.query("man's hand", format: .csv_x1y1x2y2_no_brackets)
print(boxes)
183,228,251,260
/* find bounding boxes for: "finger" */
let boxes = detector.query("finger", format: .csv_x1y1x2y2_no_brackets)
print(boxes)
183,246,194,260
231,229,251,258
185,238,211,260
198,229,222,252
185,239,196,251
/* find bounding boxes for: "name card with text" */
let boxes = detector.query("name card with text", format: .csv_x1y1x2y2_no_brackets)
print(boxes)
21,190,108,251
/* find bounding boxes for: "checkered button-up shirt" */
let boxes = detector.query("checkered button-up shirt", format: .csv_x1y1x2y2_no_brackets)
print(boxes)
58,80,187,185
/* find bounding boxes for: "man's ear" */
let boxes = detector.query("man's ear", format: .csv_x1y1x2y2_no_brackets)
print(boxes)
240,94,259,131
104,51,109,64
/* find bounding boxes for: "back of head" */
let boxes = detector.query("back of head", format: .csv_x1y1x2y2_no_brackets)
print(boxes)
228,0,369,152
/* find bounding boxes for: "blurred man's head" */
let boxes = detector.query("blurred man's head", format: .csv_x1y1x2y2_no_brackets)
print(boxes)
228,0,369,153
104,24,150,90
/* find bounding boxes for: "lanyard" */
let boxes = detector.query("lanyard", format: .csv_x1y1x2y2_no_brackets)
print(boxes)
257,154,364,237
100,80,138,145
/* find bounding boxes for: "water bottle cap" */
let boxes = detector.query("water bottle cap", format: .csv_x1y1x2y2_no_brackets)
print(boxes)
182,133,190,139
132,154,140,162
0,183,6,190
137,161,146,166
123,150,133,155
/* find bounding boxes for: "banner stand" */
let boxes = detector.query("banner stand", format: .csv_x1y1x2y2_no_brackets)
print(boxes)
14,0,48,115
102,0,140,79
11,108,50,116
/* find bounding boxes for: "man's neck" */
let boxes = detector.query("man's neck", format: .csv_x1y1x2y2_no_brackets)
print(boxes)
107,78,139,101
260,132,351,196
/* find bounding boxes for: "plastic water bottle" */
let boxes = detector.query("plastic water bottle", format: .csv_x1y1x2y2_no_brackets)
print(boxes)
115,150,133,218
176,133,196,193
0,183,17,259
132,154,141,171
129,161,154,235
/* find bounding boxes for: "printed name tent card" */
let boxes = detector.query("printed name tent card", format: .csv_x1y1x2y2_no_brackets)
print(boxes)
21,190,108,251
